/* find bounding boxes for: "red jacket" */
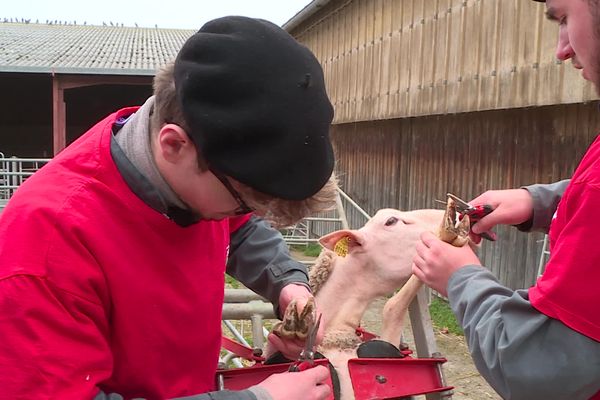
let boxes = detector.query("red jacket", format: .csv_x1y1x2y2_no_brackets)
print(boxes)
530,134,600,343
0,107,250,399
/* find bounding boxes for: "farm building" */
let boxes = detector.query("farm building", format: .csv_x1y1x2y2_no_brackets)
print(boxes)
0,21,194,157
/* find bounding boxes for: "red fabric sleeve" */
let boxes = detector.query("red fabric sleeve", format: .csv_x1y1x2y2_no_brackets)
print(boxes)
0,275,111,398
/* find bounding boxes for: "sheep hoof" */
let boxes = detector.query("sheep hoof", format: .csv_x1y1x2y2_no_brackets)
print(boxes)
438,197,470,247
272,297,316,340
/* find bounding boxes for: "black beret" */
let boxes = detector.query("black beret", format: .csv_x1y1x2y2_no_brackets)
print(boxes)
174,16,335,201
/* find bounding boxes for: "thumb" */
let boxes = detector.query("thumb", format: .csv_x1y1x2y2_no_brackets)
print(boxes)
470,213,500,234
300,365,330,384
468,231,482,244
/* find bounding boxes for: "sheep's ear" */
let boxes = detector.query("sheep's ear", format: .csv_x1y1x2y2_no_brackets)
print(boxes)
319,230,363,256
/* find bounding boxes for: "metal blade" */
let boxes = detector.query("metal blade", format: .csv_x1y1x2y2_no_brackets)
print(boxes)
446,193,473,213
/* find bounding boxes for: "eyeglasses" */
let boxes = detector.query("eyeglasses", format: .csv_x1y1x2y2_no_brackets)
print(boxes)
210,168,254,216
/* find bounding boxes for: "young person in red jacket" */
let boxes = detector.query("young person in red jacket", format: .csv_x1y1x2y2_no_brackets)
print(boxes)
0,16,337,400
412,1,600,398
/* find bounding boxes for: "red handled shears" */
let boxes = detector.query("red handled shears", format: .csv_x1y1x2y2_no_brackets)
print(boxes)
447,193,497,241
288,313,322,372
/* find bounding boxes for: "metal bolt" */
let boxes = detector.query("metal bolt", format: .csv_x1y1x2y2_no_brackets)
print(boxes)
375,375,387,384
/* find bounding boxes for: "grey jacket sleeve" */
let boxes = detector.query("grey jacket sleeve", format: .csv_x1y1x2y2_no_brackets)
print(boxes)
447,266,600,400
517,179,570,232
227,215,310,316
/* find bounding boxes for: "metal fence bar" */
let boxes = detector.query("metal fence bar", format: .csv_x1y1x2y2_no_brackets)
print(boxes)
537,235,551,277
303,217,343,222
222,291,278,368
0,157,52,163
223,320,252,347
224,288,268,303
0,155,50,201
337,188,371,220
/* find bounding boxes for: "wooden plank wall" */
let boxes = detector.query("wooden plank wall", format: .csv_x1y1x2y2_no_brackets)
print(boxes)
327,102,600,289
290,0,598,124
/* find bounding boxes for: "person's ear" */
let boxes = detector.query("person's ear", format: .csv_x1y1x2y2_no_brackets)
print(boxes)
157,124,193,163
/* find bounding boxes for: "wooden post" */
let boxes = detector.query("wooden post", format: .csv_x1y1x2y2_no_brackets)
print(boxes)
50,74,153,156
409,286,451,400
52,74,66,155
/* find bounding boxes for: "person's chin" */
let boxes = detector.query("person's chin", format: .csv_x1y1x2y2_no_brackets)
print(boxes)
581,68,587,80
581,69,600,94
592,76,600,96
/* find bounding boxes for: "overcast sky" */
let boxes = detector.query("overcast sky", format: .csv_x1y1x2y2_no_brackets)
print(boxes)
2,0,314,29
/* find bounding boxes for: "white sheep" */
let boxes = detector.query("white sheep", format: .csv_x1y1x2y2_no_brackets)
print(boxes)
308,208,445,400
271,202,469,399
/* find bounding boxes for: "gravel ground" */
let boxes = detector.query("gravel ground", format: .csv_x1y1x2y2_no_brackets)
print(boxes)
361,298,501,400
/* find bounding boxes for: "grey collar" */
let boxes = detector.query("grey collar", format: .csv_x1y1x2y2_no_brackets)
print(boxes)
110,97,200,227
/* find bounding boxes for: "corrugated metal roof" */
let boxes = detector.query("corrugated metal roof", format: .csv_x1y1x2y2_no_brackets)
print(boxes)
0,22,195,75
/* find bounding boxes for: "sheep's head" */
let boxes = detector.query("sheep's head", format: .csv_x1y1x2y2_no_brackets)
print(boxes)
318,209,444,295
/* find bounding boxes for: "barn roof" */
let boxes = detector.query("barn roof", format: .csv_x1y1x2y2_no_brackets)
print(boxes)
0,22,195,75
282,0,332,33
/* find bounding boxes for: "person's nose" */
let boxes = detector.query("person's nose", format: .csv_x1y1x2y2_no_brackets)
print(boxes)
555,26,574,61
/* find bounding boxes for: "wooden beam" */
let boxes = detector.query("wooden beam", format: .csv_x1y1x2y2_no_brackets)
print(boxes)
52,75,66,155
57,74,152,90
50,73,152,155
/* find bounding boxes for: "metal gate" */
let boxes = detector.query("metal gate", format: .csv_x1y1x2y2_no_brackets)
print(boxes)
0,153,50,212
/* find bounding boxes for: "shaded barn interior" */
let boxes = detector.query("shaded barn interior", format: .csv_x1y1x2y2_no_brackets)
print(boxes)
0,72,152,157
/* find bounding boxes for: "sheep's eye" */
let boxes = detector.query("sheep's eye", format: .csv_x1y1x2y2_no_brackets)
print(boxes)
385,216,398,226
